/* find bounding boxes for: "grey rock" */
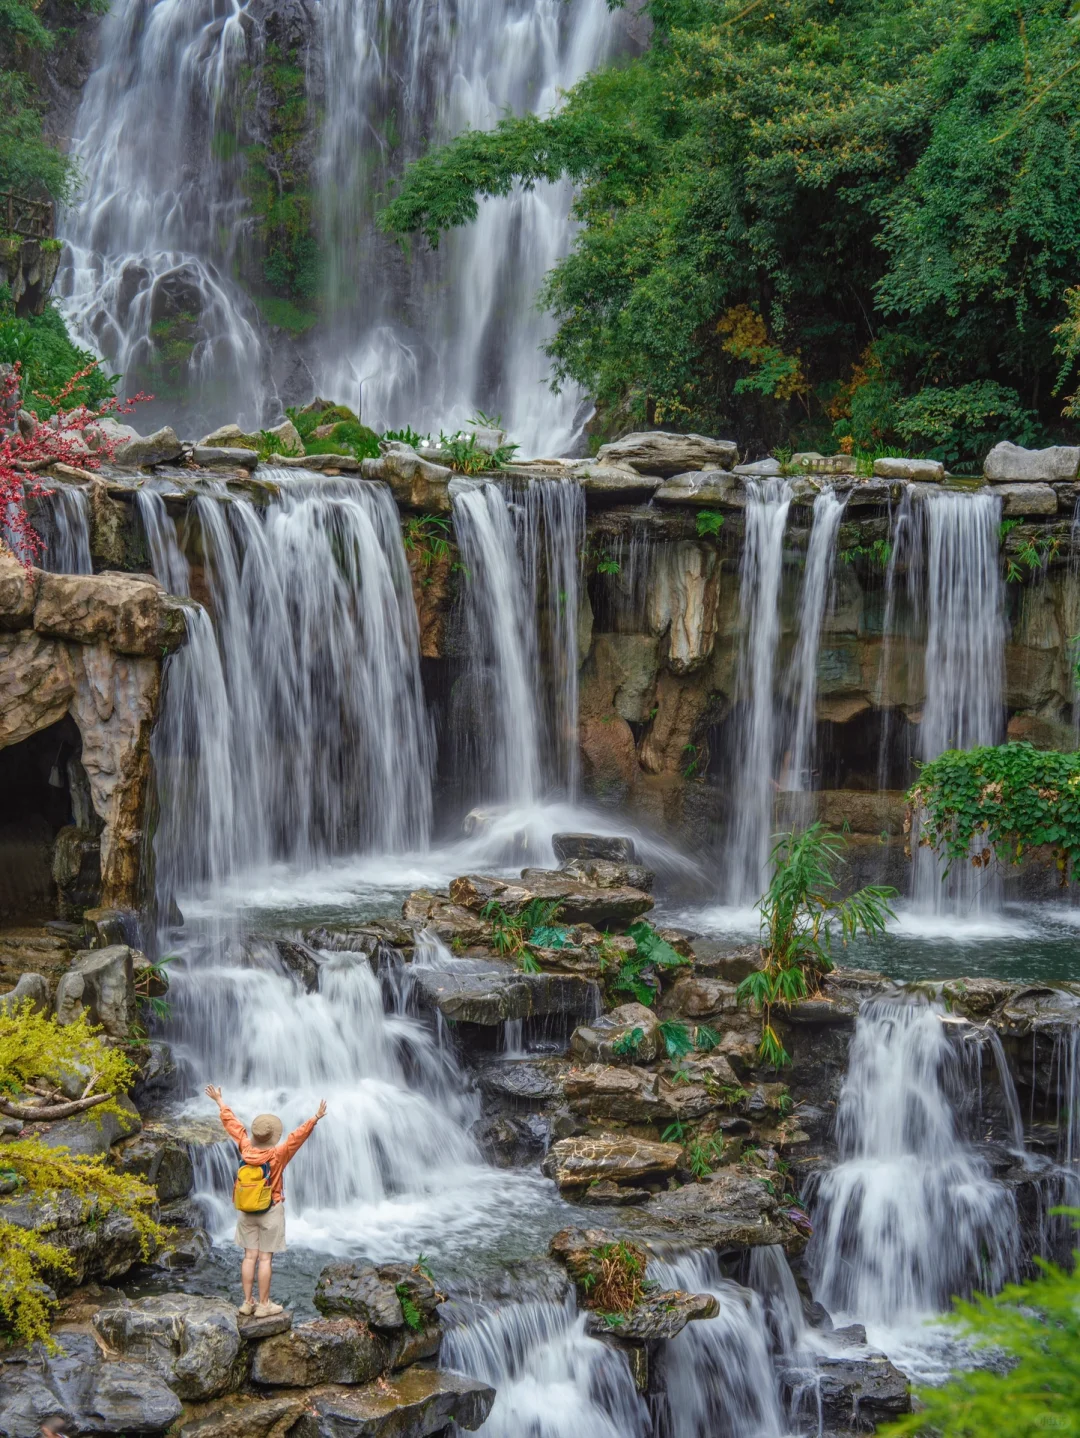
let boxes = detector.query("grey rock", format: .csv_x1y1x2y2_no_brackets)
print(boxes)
361,444,453,514
315,1262,405,1328
0,1187,145,1288
93,1293,246,1401
584,1288,719,1342
112,426,184,467
562,1063,677,1125
552,833,638,864
872,456,944,481
996,481,1058,516
177,1395,307,1438
37,1094,141,1157
113,1128,195,1202
570,1003,660,1064
132,1040,177,1107
287,1366,496,1438
734,457,783,476
984,440,1080,482
476,1058,566,1104
0,1329,182,1437
653,469,745,507
572,464,665,503
791,452,855,474
193,445,259,469
557,857,654,893
0,972,49,1016
596,432,738,476
274,452,361,472
411,966,592,1027
275,939,321,993
786,1352,911,1428
619,1169,807,1255
54,944,136,1039
250,1317,390,1387
237,1310,294,1340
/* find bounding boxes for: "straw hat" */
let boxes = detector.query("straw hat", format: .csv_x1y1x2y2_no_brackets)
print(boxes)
250,1113,283,1146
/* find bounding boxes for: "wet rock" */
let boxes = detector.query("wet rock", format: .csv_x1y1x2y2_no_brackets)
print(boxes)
570,1003,660,1064
542,1134,682,1195
54,943,136,1038
94,1293,247,1401
113,1128,195,1202
996,481,1058,516
274,938,321,992
132,1040,177,1107
584,1289,719,1342
620,1168,807,1255
476,1058,566,1105
939,976,1017,1017
177,1394,306,1438
687,938,761,983
0,1329,183,1437
449,871,653,927
661,972,741,1020
33,570,188,657
579,1178,652,1205
788,1352,911,1429
573,463,665,504
991,983,1080,1037
872,457,944,481
400,890,491,946
315,1260,441,1331
557,856,654,892
596,432,738,476
552,833,637,864
0,1187,146,1288
653,470,744,507
562,1063,676,1125
250,1318,387,1388
412,965,591,1026
0,971,49,1015
237,1310,294,1340
361,443,453,515
984,440,1080,482
287,1366,496,1437
37,1094,141,1157
193,445,259,469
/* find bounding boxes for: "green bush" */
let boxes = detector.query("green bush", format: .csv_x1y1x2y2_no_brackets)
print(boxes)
0,292,114,415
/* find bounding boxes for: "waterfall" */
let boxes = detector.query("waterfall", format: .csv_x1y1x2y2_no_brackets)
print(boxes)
727,478,793,903
316,0,622,453
441,1299,648,1437
56,0,266,432
451,479,582,815
785,488,846,794
179,946,551,1257
40,485,93,574
650,1251,787,1438
808,998,1019,1332
912,491,1005,913
141,477,434,902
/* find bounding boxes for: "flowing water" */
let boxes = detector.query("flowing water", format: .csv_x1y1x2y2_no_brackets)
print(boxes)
785,488,846,795
808,997,1019,1372
727,478,793,902
39,485,93,574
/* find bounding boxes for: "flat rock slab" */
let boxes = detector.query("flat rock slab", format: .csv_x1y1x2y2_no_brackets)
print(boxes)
237,1311,294,1340
284,1366,496,1437
179,1395,307,1438
542,1134,682,1194
616,1170,807,1255
596,432,738,476
449,872,653,927
571,465,665,503
192,446,258,469
0,1328,183,1437
996,481,1058,515
552,833,637,863
984,440,1080,482
584,1289,719,1343
411,966,591,1026
653,470,744,507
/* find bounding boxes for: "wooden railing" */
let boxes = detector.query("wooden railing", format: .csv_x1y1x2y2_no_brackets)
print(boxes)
1,191,55,240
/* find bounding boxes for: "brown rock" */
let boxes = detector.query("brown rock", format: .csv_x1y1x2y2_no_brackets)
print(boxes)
663,973,741,1019
0,629,76,746
250,1318,388,1388
0,549,38,630
361,445,453,514
541,1134,682,1194
449,872,653,927
33,570,188,656
570,1003,660,1064
579,714,640,789
562,1064,676,1125
597,432,738,477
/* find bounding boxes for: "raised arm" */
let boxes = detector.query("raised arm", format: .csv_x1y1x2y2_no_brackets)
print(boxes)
277,1101,326,1164
206,1084,247,1145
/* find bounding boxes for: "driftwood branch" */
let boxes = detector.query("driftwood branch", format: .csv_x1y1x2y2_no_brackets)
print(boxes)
0,1092,111,1122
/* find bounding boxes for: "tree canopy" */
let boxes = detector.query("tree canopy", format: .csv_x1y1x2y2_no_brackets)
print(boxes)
381,0,1080,463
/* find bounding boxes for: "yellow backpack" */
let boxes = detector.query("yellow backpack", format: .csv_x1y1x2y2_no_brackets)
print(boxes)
233,1155,273,1213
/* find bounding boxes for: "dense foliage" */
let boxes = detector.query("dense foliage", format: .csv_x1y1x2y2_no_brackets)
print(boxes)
0,0,107,202
881,1228,1080,1438
382,0,1080,462
909,741,1080,882
0,1001,162,1345
739,825,895,1065
0,291,114,416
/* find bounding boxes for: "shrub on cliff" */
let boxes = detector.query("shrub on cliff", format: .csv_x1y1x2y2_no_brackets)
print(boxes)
0,1001,163,1346
381,0,1080,463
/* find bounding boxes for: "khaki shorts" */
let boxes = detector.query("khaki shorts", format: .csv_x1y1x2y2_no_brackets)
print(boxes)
235,1201,286,1253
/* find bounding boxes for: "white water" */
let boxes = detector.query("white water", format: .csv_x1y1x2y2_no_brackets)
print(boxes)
785,488,846,794
809,998,1018,1365
728,478,793,902
316,0,623,453
40,485,93,574
141,476,434,904
442,1299,648,1438
912,491,1005,915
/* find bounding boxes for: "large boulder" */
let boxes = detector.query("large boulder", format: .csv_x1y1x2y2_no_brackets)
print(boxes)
86,416,184,467
571,463,666,504
33,571,188,656
596,433,738,476
620,1168,808,1255
0,550,37,630
570,1003,661,1064
54,943,136,1038
0,1329,182,1437
249,1315,438,1388
558,857,654,892
653,470,745,507
113,1128,195,1202
412,965,592,1026
872,456,944,481
562,1063,677,1125
0,1186,146,1289
541,1134,682,1196
984,441,1080,482
93,1294,247,1402
660,972,741,1020
314,1260,441,1331
199,420,303,456
784,1352,911,1429
0,972,49,1016
281,1366,495,1438
361,444,453,514
448,871,653,927
552,833,637,864
37,1094,141,1157
401,890,491,945
996,482,1058,516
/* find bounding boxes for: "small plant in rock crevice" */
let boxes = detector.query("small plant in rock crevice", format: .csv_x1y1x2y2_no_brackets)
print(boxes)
695,508,725,538
480,897,565,969
738,824,896,1067
607,921,690,1006
395,1283,424,1332
579,1240,648,1314
612,1026,645,1059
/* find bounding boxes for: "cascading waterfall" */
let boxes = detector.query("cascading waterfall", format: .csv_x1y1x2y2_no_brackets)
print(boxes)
727,478,793,903
912,491,1005,913
785,488,846,795
39,485,93,574
57,0,266,432
316,0,624,452
650,1252,787,1438
441,1298,648,1438
451,479,583,815
141,476,434,902
809,998,1019,1336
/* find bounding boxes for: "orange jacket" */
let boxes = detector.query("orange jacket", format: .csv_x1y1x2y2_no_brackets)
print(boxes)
218,1106,316,1203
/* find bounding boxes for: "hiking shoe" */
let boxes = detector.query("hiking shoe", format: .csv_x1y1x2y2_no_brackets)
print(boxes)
238,1301,256,1317
254,1301,284,1318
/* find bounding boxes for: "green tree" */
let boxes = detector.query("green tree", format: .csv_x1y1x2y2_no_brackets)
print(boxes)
381,0,1080,463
